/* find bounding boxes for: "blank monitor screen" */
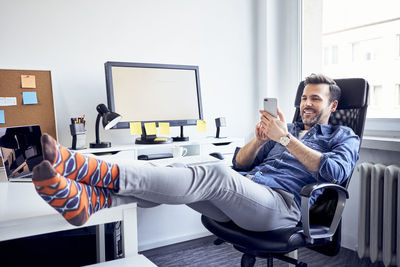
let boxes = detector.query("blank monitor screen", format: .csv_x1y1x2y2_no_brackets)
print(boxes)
105,62,203,129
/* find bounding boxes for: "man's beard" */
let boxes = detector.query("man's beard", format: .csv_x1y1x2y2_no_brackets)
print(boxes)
301,109,323,127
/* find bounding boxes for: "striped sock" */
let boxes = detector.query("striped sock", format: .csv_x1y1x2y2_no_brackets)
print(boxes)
40,133,119,189
32,160,112,226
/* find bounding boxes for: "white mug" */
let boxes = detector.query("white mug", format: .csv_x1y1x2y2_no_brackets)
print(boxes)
172,146,188,158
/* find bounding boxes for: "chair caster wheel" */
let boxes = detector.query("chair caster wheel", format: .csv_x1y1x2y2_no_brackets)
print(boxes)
241,253,256,267
213,238,225,245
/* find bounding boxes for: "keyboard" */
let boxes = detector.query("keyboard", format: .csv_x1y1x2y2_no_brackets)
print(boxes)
148,155,223,167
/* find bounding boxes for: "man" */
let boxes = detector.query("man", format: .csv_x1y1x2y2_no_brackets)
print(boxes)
32,74,359,232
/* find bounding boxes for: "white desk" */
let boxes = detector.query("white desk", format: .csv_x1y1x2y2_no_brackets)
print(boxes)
0,136,244,263
0,182,155,266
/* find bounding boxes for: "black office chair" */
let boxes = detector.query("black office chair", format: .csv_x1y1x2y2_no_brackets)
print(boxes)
201,78,369,267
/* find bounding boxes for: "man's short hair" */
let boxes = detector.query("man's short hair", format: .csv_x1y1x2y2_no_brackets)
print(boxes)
304,73,341,103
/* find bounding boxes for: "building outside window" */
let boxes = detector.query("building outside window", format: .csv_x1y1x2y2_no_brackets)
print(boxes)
396,84,400,107
302,0,400,119
397,34,400,57
372,85,383,107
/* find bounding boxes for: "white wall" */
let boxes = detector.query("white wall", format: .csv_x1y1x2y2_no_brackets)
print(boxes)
0,0,259,250
265,0,302,118
0,0,258,146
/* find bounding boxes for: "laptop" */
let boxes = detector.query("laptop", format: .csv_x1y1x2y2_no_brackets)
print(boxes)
0,125,43,182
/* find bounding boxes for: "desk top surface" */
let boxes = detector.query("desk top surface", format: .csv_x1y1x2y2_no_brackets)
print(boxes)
0,182,53,222
0,181,137,242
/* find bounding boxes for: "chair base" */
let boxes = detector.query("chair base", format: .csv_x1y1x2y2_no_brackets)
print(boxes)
240,252,307,267
213,238,307,267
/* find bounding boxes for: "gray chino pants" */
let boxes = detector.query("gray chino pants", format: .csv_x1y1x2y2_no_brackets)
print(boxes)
111,163,300,232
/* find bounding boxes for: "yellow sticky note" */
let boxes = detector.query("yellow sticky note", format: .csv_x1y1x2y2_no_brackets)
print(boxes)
196,120,206,132
129,122,142,135
144,122,157,135
21,75,36,88
159,122,170,135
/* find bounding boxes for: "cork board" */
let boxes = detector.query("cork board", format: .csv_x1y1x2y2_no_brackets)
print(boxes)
0,69,57,139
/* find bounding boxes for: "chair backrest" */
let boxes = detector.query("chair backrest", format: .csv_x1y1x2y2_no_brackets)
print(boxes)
292,78,369,188
293,78,369,255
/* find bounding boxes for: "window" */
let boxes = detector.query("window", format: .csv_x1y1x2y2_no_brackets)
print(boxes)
302,0,400,120
331,45,338,64
323,47,330,65
397,84,400,107
397,34,400,57
352,42,360,62
372,85,383,107
323,45,338,65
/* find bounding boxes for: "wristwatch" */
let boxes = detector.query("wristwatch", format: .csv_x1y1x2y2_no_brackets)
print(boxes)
279,134,291,147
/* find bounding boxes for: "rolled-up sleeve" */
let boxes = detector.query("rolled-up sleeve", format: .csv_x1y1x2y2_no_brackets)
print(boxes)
317,131,360,184
232,140,276,171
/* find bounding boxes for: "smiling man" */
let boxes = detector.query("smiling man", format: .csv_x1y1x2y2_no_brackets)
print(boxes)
233,73,359,228
31,73,359,232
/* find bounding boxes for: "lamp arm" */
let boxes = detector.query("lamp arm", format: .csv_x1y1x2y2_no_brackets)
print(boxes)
95,113,101,144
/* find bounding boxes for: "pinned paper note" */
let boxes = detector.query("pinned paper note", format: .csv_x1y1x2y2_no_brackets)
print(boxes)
0,97,17,106
130,122,142,135
144,122,157,135
159,122,170,135
0,110,5,124
196,120,206,132
22,91,38,104
6,97,17,106
21,75,36,88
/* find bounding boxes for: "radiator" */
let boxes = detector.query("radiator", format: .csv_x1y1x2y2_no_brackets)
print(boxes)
357,163,400,266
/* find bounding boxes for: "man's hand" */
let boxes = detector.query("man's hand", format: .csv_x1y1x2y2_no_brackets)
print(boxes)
255,122,269,142
258,108,288,142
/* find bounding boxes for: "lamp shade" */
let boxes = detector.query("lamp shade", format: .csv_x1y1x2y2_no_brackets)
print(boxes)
90,104,121,148
103,112,121,130
96,103,121,130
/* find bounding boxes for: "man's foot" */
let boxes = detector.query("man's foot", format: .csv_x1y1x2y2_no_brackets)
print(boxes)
32,160,112,226
41,134,119,189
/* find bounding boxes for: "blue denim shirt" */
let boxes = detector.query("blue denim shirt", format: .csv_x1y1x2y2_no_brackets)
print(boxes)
232,122,360,209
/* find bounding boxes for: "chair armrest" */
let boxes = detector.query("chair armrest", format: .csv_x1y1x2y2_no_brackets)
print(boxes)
300,183,349,198
300,183,349,244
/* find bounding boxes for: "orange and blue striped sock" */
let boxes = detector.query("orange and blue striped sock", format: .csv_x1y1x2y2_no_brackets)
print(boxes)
32,160,112,226
40,133,119,189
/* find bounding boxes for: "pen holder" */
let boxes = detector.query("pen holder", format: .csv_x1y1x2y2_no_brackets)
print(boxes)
70,123,86,150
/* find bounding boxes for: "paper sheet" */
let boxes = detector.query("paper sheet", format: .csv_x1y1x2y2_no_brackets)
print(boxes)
22,91,38,104
196,120,206,132
0,97,17,106
21,75,36,88
144,122,157,135
159,122,170,135
130,122,142,135
0,110,5,124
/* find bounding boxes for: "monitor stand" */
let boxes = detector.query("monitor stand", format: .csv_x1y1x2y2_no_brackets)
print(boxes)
172,126,189,142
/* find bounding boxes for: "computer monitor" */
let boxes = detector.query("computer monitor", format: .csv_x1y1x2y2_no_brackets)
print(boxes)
104,61,203,144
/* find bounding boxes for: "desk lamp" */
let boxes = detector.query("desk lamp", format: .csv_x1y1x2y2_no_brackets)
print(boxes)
90,104,121,148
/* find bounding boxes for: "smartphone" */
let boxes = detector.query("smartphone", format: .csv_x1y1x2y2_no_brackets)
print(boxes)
263,98,277,118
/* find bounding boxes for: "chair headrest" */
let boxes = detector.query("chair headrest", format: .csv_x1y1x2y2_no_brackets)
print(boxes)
294,78,369,109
